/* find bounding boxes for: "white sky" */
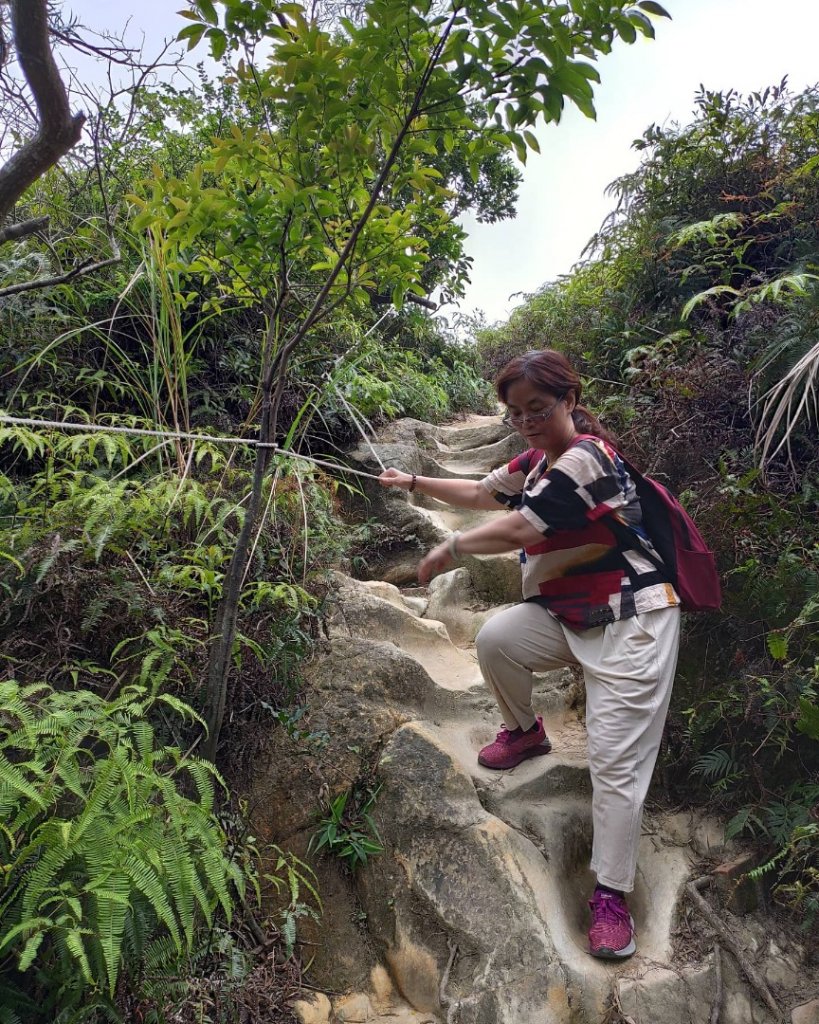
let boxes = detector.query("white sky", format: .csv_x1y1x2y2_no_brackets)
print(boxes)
63,0,819,325
459,0,819,324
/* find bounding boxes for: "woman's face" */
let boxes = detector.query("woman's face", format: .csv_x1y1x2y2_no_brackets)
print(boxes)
503,377,576,451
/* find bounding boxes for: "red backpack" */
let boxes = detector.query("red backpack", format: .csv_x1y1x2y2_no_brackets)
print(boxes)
572,435,722,612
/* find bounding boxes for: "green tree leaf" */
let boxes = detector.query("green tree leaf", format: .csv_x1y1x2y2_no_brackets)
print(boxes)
637,1,672,17
796,698,819,741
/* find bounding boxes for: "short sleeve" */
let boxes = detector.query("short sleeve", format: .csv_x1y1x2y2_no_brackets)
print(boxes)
480,448,543,510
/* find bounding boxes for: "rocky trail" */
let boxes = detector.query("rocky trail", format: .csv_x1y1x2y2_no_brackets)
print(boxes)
253,415,817,1024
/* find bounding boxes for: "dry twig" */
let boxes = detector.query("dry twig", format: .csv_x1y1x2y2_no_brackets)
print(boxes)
439,938,460,1023
710,942,723,1024
686,876,781,1023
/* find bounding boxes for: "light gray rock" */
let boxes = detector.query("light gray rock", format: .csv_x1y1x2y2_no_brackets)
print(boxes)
359,723,579,1024
616,956,776,1024
325,573,484,695
691,815,729,858
460,551,523,606
424,567,492,645
433,430,524,474
432,417,511,451
616,965,715,1024
792,998,819,1024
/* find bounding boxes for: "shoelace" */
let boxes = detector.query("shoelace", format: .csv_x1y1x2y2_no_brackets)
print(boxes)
590,894,629,928
495,726,522,744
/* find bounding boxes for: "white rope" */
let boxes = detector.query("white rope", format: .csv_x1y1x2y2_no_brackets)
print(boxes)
320,314,395,473
0,414,386,481
328,383,386,472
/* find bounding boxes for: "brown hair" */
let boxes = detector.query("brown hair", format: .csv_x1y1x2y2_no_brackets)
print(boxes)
495,349,616,445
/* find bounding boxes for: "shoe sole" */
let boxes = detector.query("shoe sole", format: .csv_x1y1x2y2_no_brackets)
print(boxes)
588,917,636,959
478,740,552,770
587,938,636,960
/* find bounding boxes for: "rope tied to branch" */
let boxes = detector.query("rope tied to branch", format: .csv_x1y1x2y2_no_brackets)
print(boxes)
0,414,388,481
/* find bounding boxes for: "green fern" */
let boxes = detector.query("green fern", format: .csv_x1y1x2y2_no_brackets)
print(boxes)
0,423,48,460
264,845,322,959
0,680,246,999
691,747,737,782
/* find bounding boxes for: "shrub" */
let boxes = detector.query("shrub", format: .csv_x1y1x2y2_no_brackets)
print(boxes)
0,680,246,1019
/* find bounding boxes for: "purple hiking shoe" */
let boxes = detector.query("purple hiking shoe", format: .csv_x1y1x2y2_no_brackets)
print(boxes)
477,716,552,770
587,889,636,959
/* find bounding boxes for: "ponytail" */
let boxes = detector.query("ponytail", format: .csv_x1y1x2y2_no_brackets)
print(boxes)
571,403,617,446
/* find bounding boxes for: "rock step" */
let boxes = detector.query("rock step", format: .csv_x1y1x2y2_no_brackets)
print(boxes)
430,416,511,451
291,416,804,1024
410,492,510,532
328,574,576,712
430,431,522,466
364,721,696,1024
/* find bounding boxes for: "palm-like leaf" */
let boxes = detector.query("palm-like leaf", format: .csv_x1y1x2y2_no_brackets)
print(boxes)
755,335,819,467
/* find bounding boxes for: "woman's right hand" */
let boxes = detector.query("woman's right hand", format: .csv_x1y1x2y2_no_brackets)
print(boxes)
378,467,413,491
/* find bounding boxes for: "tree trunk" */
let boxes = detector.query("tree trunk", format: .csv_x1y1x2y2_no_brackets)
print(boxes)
0,0,85,225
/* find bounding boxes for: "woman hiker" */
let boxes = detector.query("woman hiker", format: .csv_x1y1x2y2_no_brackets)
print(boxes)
378,348,681,961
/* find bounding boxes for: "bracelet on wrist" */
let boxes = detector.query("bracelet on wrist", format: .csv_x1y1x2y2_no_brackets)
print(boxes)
408,473,417,493
447,531,462,559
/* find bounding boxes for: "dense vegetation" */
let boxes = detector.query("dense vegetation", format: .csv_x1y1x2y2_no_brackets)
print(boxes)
0,0,672,1018
477,80,819,923
2,0,818,1017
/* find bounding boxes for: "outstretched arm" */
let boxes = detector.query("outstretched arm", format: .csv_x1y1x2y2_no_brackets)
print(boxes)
418,511,543,583
378,467,500,510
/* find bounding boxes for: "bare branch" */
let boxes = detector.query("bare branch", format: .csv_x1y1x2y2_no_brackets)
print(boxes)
686,877,782,1023
49,27,143,68
0,0,86,224
0,214,48,244
0,243,120,299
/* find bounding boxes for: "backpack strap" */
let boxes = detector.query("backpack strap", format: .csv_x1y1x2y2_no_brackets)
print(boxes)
567,434,670,577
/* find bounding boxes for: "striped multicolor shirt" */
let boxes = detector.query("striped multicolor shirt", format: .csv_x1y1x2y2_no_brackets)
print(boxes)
480,436,680,630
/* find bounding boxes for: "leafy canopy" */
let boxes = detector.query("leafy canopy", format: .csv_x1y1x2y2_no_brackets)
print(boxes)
131,0,668,315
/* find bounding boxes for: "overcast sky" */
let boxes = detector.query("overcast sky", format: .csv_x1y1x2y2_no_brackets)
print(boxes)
64,0,819,325
459,0,819,324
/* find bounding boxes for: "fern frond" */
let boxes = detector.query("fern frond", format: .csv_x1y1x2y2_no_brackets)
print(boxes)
0,916,53,956
0,1003,25,1024
92,888,130,996
0,426,48,461
162,833,196,947
156,693,206,728
122,855,182,953
70,758,121,845
19,842,73,919
691,747,737,782
726,806,763,840
0,753,46,808
61,926,94,984
33,538,81,586
188,862,214,927
198,846,233,920
179,759,217,813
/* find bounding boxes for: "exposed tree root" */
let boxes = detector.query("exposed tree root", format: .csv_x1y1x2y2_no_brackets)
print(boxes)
686,876,782,1023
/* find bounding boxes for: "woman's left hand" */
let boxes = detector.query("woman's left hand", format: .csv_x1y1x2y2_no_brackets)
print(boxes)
418,542,455,584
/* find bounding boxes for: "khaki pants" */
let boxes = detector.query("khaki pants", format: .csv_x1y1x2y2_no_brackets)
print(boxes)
475,602,680,893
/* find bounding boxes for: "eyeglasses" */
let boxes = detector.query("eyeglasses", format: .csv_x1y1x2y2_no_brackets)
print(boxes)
502,393,566,429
